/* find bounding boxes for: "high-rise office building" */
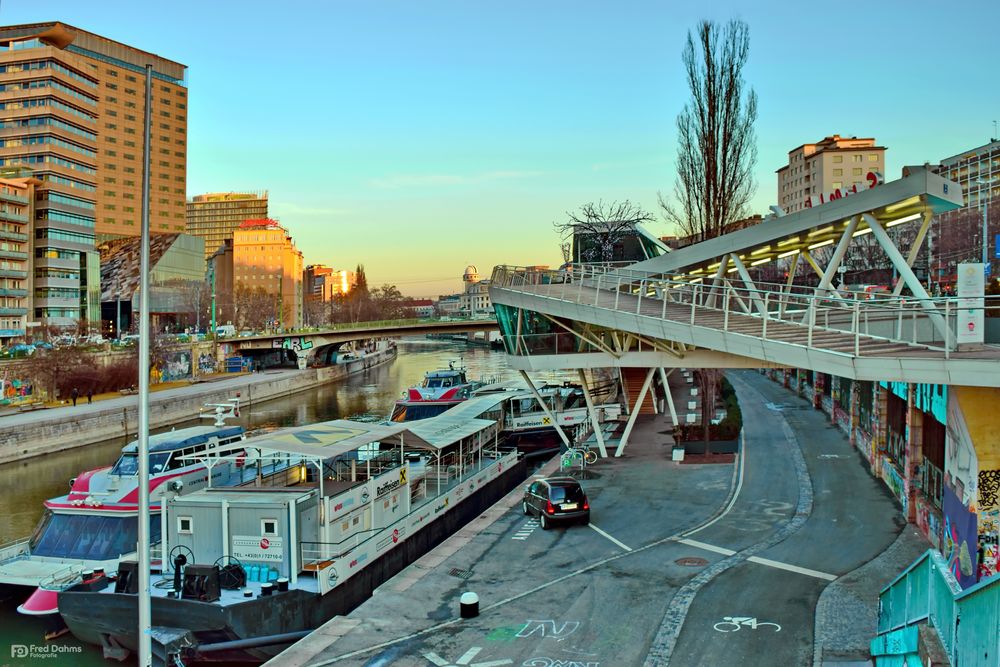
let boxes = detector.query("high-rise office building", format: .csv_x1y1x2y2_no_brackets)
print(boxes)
777,135,886,214
232,219,302,329
186,191,268,261
0,22,186,328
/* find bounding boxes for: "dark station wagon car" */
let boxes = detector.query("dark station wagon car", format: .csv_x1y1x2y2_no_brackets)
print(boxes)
522,476,590,529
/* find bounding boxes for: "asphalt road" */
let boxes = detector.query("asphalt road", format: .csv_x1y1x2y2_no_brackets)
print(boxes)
292,371,906,667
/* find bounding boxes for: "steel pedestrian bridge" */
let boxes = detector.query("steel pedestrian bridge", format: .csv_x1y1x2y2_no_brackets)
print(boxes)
489,167,1000,388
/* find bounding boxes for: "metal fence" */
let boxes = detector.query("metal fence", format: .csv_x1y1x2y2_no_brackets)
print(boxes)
876,549,999,665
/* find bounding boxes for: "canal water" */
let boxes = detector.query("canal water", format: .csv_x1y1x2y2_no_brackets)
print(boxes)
0,338,565,666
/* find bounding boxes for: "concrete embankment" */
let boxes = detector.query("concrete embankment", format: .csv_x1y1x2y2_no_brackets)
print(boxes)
0,347,396,464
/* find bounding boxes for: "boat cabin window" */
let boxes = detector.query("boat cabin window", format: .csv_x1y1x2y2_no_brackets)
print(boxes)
111,452,169,475
29,511,161,561
177,516,193,534
261,518,278,536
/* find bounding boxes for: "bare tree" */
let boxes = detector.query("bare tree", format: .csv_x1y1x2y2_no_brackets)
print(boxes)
661,19,758,242
554,200,654,264
233,283,278,332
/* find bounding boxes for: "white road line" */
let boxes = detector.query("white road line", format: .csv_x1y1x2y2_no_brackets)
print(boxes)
684,430,746,537
589,523,633,551
746,556,837,581
675,538,735,556
676,538,837,581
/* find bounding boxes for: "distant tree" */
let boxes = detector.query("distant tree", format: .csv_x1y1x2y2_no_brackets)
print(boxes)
233,283,278,331
371,284,408,320
661,19,758,242
23,346,87,400
554,200,654,263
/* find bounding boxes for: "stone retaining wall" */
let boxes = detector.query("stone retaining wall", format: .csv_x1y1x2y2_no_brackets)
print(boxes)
0,347,396,464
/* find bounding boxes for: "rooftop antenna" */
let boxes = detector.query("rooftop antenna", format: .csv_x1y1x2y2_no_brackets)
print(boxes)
199,398,241,427
993,120,998,142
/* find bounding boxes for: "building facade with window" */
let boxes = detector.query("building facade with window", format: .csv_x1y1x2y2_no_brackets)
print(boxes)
777,135,886,214
0,22,186,328
929,140,999,289
0,176,34,342
232,219,302,329
186,191,269,261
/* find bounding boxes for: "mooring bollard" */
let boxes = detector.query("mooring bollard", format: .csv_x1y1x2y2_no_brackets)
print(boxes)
460,591,479,618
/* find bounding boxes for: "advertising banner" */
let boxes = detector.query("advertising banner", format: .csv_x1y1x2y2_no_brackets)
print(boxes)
956,263,984,345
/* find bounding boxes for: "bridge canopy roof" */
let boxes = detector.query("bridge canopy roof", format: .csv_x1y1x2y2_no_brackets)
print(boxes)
246,420,431,460
628,166,962,277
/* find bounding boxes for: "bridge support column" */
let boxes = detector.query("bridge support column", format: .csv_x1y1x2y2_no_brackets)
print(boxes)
904,384,923,524
615,367,655,457
578,370,608,459
518,370,571,449
659,368,678,427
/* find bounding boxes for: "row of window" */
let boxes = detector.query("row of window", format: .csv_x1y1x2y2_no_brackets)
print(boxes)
38,191,96,211
0,154,96,176
35,268,79,280
36,247,81,260
39,174,96,193
36,210,96,229
35,287,79,299
35,307,80,318
0,115,97,141
0,97,96,122
0,135,96,158
0,58,97,87
67,44,185,87
0,78,98,105
35,228,95,244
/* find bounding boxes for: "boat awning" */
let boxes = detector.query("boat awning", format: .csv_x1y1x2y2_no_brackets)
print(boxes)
242,420,434,461
405,416,498,451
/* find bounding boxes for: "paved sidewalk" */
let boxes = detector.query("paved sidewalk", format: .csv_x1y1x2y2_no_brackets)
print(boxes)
814,526,930,666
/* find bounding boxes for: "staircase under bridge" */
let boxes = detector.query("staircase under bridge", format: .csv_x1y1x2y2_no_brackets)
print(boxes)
489,166,1000,390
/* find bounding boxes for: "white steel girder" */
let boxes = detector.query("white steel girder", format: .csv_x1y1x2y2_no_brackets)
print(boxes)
615,367,656,457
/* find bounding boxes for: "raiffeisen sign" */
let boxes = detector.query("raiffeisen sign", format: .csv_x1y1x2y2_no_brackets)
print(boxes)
805,171,884,209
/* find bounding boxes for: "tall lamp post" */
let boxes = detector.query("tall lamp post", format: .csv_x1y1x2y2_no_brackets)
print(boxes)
977,177,991,274
136,62,154,667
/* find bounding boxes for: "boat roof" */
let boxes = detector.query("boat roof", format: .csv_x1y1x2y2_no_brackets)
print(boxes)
425,369,466,378
121,425,243,454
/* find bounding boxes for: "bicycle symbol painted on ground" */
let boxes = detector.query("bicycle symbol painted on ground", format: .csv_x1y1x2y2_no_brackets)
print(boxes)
712,616,781,633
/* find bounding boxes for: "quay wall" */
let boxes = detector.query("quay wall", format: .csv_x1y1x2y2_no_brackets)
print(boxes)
0,347,396,465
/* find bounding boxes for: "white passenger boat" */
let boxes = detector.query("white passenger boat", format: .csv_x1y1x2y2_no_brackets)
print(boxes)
55,410,525,664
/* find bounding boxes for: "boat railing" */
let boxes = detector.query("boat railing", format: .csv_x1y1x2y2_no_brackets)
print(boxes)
0,537,30,563
38,563,87,591
300,452,515,578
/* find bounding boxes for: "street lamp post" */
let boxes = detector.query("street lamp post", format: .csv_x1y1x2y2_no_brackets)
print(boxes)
977,177,991,272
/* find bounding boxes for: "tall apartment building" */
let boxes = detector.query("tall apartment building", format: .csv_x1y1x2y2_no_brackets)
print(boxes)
186,191,268,261
777,135,886,214
929,140,1000,286
0,22,186,329
0,176,34,343
233,219,302,329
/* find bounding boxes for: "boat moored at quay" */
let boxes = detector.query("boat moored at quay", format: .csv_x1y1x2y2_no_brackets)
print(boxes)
56,408,526,664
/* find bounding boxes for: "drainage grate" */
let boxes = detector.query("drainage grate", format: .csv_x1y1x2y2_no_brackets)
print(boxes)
448,567,474,580
674,557,709,567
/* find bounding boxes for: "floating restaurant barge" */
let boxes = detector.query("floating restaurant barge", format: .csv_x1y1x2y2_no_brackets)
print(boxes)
56,410,526,664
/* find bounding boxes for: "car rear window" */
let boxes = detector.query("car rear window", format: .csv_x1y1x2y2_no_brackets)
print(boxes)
549,484,585,502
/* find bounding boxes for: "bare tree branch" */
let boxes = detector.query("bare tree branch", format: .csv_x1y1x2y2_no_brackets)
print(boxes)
553,199,654,263
661,19,758,242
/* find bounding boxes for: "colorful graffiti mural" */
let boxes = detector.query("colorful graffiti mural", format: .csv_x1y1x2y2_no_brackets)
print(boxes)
943,486,979,589
914,496,942,550
945,392,979,507
272,336,314,352
883,464,907,517
198,352,217,374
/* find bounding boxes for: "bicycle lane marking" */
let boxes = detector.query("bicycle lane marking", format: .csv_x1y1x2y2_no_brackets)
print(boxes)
588,523,633,552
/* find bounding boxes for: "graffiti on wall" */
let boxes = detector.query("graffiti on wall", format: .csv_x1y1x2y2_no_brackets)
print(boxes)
979,470,1000,511
883,464,907,516
943,485,979,589
945,392,979,506
979,513,999,580
914,496,942,550
198,352,217,373
272,336,314,352
157,350,192,383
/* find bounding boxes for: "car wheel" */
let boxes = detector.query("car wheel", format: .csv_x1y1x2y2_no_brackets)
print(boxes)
540,513,550,530
522,500,530,516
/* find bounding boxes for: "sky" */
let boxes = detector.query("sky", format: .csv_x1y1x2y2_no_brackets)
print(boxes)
4,0,999,296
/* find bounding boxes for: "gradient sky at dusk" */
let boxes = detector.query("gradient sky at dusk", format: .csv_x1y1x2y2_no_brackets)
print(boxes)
5,0,999,296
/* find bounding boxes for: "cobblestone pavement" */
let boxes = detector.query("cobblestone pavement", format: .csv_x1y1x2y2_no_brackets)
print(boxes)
813,526,930,666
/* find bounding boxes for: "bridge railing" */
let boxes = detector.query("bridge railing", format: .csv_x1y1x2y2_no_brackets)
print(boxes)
493,264,1000,356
